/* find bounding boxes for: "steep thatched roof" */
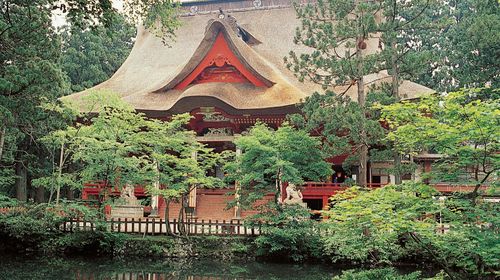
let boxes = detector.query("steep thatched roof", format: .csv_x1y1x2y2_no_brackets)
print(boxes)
63,2,433,114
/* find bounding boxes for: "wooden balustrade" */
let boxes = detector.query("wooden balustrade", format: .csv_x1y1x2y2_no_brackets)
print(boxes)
61,218,262,236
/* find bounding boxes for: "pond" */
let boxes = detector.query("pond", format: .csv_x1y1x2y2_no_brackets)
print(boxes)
0,256,437,280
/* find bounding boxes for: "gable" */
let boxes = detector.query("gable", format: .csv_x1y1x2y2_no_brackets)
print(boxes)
174,33,268,89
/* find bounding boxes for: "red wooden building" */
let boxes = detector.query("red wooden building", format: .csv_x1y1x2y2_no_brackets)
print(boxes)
64,0,436,219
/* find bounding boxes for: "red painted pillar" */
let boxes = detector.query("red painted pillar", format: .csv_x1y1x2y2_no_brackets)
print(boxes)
104,205,111,218
424,161,432,184
322,196,329,209
281,182,289,202
82,189,88,200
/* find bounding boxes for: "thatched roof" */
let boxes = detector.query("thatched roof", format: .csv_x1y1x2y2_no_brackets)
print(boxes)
63,2,433,114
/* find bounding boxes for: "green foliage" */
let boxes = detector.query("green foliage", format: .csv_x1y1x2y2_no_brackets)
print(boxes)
230,242,250,254
323,183,500,278
0,194,19,207
433,197,500,277
377,0,445,96
39,91,222,206
251,204,323,262
0,0,72,199
380,88,499,189
225,123,331,206
332,268,422,280
60,14,136,92
0,202,99,249
291,93,385,172
323,183,439,264
286,0,382,88
47,230,127,255
0,0,179,200
417,0,500,91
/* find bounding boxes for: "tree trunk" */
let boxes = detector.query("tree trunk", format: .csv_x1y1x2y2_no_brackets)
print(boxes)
178,195,187,236
0,126,5,161
391,39,402,185
275,169,283,205
357,37,368,187
15,162,27,202
394,154,402,185
164,199,174,236
35,187,45,203
66,187,74,200
56,141,64,205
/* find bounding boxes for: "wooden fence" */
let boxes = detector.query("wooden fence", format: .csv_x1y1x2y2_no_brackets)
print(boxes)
0,207,26,214
62,218,262,236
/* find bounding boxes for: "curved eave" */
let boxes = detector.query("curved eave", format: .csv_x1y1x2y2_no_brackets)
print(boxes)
136,97,300,117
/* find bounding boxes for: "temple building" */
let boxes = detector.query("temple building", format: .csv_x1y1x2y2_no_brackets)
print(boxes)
64,0,435,220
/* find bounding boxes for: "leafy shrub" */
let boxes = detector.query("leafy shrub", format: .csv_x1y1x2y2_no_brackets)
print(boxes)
323,183,500,279
251,204,323,262
333,268,422,280
230,242,250,254
0,194,20,207
323,184,439,264
0,201,107,253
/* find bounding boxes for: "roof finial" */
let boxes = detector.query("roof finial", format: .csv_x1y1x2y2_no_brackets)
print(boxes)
218,8,225,19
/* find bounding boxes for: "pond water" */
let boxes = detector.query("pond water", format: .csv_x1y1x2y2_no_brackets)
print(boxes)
0,256,437,280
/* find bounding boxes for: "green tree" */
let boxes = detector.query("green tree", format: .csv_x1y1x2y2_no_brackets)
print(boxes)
0,0,71,200
39,91,222,234
286,0,382,186
323,184,439,265
323,183,500,279
380,88,500,202
290,93,385,183
141,115,224,236
225,123,331,207
60,14,136,92
0,0,179,200
376,0,444,184
416,0,499,91
34,92,153,204
251,204,323,262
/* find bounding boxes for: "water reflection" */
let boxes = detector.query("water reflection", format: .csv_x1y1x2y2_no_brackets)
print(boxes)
74,271,250,280
0,257,336,280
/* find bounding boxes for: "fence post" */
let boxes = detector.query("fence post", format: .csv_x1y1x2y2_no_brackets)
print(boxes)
124,218,128,233
117,218,121,233
110,218,114,232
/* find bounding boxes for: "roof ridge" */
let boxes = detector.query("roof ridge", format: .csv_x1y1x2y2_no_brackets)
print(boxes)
180,6,294,17
179,0,301,17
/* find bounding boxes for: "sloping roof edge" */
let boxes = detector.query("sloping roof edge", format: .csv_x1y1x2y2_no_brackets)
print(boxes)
157,19,275,91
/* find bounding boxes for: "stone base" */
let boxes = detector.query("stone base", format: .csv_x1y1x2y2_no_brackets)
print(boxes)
148,207,160,218
111,205,144,218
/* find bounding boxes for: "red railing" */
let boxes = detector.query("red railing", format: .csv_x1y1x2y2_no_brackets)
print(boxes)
82,181,490,200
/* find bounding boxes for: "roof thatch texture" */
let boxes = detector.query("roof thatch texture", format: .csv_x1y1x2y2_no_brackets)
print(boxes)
63,4,433,114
